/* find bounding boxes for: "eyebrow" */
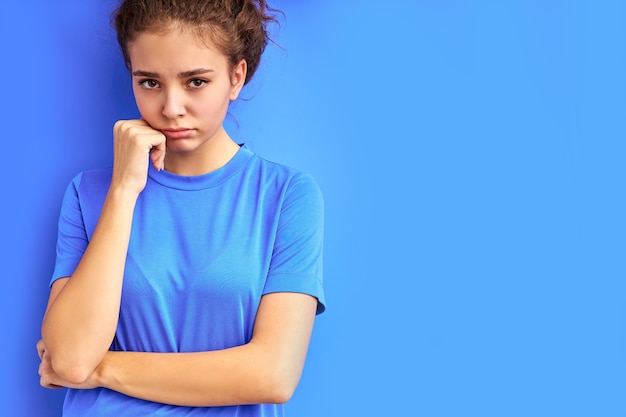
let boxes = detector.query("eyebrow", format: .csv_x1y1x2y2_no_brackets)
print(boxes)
132,68,215,78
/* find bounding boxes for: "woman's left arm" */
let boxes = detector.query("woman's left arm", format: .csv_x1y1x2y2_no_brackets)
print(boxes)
39,292,318,407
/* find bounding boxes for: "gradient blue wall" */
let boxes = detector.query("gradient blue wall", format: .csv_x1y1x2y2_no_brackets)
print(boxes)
2,1,626,416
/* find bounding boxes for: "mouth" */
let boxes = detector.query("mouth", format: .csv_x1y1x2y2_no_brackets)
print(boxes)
161,128,195,139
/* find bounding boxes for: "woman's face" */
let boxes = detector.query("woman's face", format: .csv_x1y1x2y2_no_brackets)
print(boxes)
127,27,246,156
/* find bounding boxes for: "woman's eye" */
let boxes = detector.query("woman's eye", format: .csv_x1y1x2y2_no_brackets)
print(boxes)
139,79,159,89
188,79,207,88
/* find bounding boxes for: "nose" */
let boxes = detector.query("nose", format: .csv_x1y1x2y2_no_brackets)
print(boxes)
162,88,186,119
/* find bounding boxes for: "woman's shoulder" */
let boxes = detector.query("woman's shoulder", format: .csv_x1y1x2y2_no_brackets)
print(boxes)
247,152,323,206
65,167,113,198
247,148,319,187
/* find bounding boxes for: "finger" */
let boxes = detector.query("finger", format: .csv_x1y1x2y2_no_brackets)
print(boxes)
138,118,151,127
39,357,65,389
150,148,166,171
40,376,64,390
149,134,167,170
39,352,51,376
36,340,45,360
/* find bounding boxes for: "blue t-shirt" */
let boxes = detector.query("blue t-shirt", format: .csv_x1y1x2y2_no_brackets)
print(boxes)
51,144,325,416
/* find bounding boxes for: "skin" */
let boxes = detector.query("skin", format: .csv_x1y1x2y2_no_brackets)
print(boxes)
38,25,318,406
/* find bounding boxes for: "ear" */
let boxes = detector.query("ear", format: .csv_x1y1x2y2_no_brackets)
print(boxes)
230,59,247,101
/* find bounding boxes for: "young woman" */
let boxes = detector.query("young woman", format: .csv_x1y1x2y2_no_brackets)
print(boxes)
37,1,325,415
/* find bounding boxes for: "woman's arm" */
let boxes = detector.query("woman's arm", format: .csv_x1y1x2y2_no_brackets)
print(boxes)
41,188,137,384
40,292,318,406
41,120,166,385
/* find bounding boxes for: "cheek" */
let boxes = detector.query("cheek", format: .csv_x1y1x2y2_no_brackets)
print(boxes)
196,91,230,117
134,92,160,119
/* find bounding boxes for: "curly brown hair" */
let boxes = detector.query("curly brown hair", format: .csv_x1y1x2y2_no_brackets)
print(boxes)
113,0,280,85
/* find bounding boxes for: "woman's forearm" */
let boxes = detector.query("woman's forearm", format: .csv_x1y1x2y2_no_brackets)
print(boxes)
99,344,291,407
96,293,317,407
42,187,138,384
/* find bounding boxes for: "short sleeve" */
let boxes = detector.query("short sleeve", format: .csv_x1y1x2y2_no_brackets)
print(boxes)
50,173,88,286
263,172,325,314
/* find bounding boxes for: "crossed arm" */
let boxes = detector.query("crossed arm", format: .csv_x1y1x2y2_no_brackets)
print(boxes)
38,121,319,406
38,193,317,405
39,281,317,406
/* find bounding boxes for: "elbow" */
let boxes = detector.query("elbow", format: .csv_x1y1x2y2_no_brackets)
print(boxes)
265,384,294,405
262,367,301,404
274,389,296,405
41,333,105,385
49,355,96,386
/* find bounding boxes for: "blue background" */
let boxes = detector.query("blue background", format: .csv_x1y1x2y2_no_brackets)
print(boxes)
2,1,626,415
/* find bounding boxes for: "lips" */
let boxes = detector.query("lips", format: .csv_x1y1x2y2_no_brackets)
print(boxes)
161,128,195,139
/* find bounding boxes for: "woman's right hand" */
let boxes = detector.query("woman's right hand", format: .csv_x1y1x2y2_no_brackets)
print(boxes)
111,119,166,195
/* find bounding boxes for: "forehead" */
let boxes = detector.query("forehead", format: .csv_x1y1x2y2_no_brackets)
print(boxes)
127,28,229,73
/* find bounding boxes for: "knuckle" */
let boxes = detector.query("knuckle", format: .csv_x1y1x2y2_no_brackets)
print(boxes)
113,120,126,132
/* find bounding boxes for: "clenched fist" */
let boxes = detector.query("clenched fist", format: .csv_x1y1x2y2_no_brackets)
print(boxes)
111,119,166,195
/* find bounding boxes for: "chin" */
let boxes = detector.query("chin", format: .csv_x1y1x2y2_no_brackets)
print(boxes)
165,139,200,153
